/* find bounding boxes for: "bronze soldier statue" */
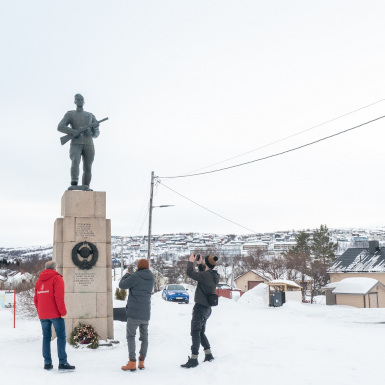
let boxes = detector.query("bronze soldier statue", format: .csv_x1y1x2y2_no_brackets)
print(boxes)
58,94,101,190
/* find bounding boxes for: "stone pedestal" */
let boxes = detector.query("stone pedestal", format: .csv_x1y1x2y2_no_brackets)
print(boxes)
53,191,113,342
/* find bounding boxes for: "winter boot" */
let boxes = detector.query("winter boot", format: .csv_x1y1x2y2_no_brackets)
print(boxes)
138,355,145,370
204,349,214,362
181,356,198,368
121,360,136,371
44,363,53,370
204,353,214,362
58,363,75,371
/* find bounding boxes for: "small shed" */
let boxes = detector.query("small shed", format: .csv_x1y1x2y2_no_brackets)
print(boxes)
321,282,338,305
331,277,385,308
234,270,270,292
267,280,302,306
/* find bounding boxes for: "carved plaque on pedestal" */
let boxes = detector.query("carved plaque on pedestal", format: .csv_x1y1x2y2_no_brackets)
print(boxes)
76,222,95,238
74,271,97,291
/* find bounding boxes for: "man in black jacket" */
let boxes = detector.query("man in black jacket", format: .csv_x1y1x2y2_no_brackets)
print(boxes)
181,254,219,368
119,259,154,371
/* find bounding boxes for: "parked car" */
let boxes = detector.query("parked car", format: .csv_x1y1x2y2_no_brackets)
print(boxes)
216,283,232,290
162,284,189,304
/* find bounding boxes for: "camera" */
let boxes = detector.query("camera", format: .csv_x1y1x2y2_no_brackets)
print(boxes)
195,254,201,261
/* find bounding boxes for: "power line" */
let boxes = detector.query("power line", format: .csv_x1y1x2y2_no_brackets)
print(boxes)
158,180,258,234
181,98,385,176
130,184,151,236
137,207,150,236
131,178,161,237
159,114,385,179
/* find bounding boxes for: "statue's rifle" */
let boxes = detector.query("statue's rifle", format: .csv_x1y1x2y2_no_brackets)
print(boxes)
60,117,109,145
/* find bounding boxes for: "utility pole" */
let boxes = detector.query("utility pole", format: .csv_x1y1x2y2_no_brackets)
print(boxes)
147,171,155,261
231,255,235,288
120,237,124,277
147,171,174,261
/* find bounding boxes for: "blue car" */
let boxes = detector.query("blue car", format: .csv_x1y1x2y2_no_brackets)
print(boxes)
162,284,189,304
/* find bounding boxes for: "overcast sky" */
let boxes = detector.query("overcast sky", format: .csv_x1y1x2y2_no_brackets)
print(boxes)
2,1,385,247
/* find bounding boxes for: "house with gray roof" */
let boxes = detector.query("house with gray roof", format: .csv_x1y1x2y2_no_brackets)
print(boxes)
329,239,385,288
323,277,385,308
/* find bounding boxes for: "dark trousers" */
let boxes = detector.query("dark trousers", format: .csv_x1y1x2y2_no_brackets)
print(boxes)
190,303,212,356
69,143,95,186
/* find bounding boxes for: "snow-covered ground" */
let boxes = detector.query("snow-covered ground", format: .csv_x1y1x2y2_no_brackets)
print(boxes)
1,284,385,384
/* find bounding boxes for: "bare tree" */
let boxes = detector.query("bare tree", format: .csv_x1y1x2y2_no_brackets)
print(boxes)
283,231,311,301
260,255,286,280
17,288,38,318
151,268,166,292
166,258,185,284
232,250,262,276
217,254,232,282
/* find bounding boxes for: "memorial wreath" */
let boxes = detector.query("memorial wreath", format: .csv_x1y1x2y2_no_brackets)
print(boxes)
69,323,99,349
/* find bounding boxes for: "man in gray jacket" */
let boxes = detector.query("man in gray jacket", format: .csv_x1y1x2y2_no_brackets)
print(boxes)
181,254,219,368
119,258,154,371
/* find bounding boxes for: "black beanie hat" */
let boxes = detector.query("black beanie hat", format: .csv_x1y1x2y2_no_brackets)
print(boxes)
205,255,218,269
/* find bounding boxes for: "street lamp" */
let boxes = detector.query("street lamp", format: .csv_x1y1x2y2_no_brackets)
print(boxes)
119,236,129,277
147,171,174,260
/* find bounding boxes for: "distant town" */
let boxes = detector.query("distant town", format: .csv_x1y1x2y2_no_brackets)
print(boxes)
1,226,383,266
110,227,384,264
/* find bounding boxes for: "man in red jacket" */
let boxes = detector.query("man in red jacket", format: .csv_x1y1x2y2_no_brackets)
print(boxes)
34,260,75,371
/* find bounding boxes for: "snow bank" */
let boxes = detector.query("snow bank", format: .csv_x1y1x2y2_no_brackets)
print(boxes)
3,283,385,385
238,283,269,307
312,295,326,305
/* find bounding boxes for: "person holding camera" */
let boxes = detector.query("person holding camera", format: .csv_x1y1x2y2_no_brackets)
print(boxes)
119,258,154,371
181,254,219,368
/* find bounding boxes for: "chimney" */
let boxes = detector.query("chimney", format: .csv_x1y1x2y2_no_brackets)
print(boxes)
369,240,380,254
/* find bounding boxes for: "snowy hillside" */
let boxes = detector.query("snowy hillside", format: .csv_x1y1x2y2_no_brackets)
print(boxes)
0,245,52,262
2,226,385,263
1,282,385,384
